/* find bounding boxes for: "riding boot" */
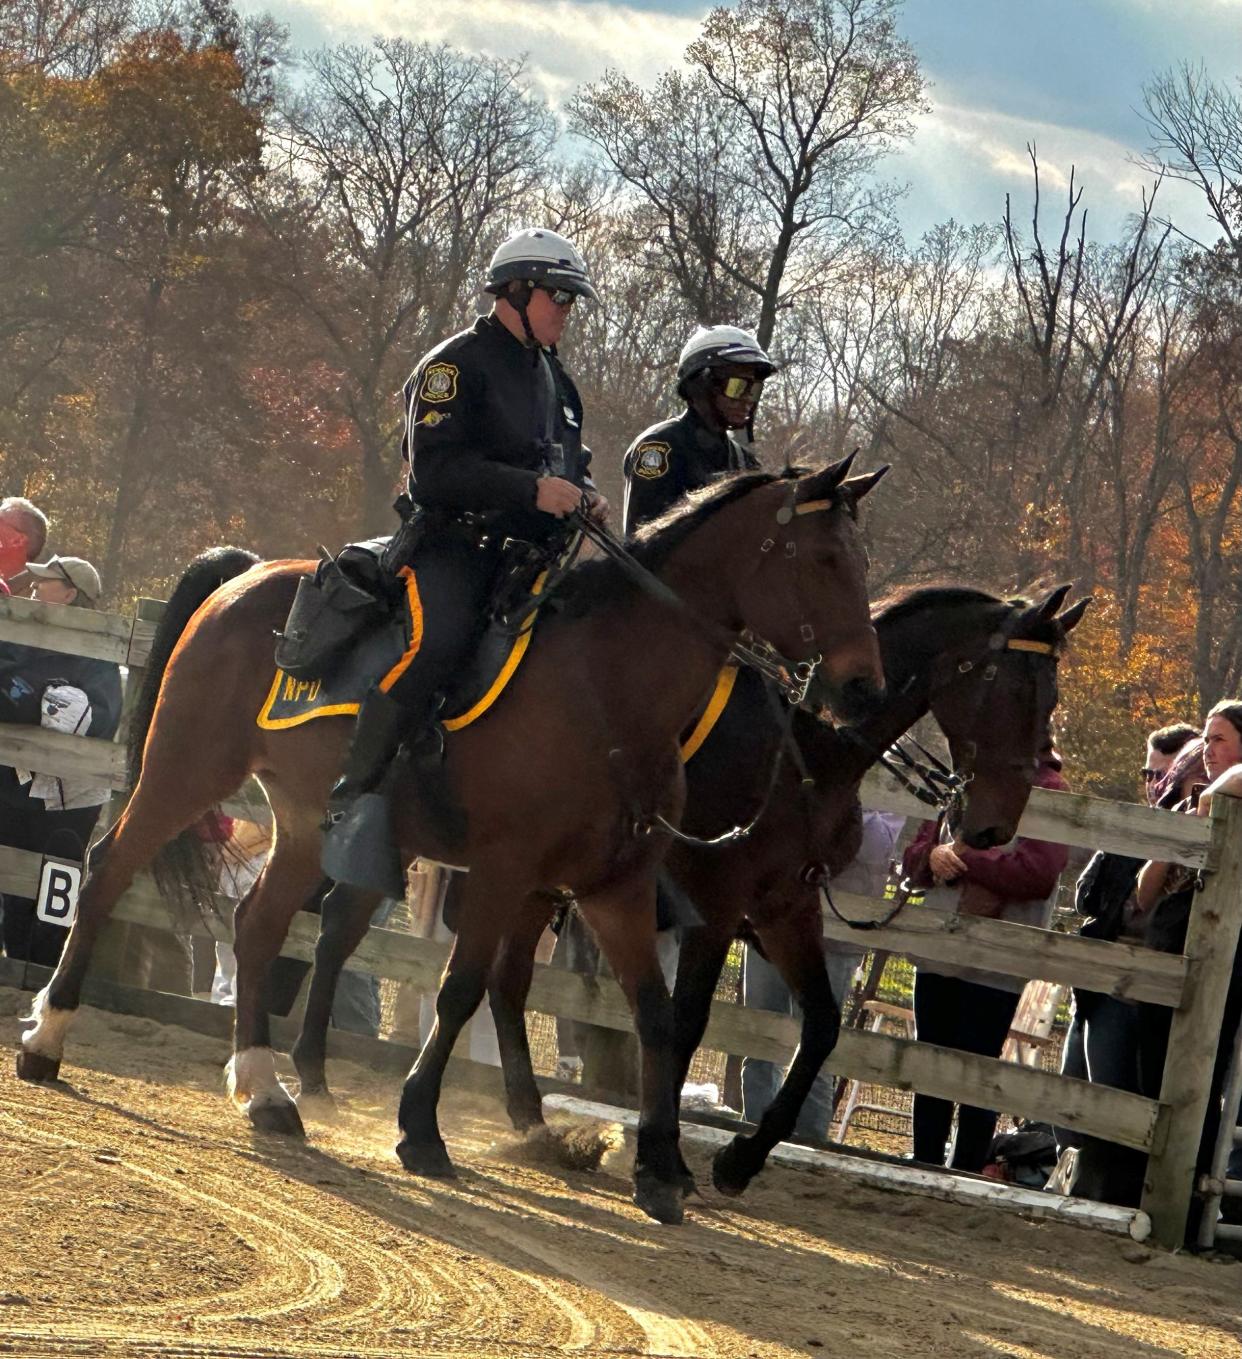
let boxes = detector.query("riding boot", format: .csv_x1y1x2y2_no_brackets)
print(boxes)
321,688,409,897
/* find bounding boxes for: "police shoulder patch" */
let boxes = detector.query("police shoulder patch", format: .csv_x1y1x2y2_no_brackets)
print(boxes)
420,361,458,403
632,441,671,480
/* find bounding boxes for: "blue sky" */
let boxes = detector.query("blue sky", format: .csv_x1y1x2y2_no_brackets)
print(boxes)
242,0,1242,246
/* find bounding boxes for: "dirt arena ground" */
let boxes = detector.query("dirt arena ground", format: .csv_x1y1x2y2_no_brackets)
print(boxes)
1,992,1240,1359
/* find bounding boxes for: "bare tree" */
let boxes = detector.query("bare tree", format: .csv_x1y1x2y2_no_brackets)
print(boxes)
248,40,555,528
570,0,925,348
1141,63,1242,262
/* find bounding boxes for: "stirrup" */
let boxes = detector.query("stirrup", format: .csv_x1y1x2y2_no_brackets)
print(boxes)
321,791,405,898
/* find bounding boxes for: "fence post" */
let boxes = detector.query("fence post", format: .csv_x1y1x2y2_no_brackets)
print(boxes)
1142,791,1242,1247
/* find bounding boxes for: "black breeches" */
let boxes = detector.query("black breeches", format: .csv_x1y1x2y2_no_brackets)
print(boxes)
1,800,103,967
384,536,500,714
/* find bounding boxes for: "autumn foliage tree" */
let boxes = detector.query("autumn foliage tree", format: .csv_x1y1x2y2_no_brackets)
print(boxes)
4,2,1242,792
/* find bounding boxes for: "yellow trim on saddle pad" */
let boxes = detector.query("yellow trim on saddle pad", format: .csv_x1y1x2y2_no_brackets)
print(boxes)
442,569,548,732
679,665,738,762
379,567,425,693
256,567,548,734
256,672,360,729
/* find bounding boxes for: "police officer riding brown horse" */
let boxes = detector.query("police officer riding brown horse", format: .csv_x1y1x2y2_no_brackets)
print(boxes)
18,228,895,1223
322,228,610,897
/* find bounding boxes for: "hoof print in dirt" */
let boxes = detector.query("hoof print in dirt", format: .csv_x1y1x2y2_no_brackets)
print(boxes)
396,1138,458,1178
15,1049,62,1085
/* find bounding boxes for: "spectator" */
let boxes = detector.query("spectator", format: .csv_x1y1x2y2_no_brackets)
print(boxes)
902,747,1069,1172
1061,730,1203,1202
1137,708,1242,1236
0,496,49,594
0,555,120,966
1062,726,1199,1101
741,809,904,1141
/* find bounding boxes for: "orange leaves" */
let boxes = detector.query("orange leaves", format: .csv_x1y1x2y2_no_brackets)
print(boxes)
92,32,261,205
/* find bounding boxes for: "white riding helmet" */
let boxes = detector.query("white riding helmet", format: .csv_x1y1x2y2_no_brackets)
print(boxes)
676,325,776,395
484,228,599,302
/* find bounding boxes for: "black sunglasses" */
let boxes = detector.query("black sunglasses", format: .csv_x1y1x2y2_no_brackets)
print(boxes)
1142,768,1161,782
538,286,577,308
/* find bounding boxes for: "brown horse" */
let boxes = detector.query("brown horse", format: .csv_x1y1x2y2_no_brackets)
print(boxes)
19,460,888,1223
472,584,1087,1200
287,584,1087,1198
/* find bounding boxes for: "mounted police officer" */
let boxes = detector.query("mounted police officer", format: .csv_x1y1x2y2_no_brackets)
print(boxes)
323,227,607,892
621,325,777,535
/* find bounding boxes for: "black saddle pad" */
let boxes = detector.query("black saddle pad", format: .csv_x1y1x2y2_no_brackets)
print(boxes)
257,571,546,733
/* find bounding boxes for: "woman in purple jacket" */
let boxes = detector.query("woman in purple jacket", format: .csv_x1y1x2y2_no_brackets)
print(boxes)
902,749,1069,1171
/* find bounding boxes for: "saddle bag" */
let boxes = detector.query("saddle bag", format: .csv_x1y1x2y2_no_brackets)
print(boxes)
274,556,386,681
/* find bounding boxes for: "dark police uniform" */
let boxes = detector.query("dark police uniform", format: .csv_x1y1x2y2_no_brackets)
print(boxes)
621,406,758,535
389,313,593,713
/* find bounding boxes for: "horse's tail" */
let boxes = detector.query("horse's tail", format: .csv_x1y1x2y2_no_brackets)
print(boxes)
126,546,261,927
127,546,261,784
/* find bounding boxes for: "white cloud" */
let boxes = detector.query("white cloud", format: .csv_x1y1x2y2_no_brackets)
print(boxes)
286,0,702,103
893,87,1214,242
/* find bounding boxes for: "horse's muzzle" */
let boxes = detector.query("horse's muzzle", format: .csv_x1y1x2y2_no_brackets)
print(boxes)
959,822,1016,851
827,675,887,726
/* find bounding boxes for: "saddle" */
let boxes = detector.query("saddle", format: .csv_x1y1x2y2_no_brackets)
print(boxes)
262,533,553,734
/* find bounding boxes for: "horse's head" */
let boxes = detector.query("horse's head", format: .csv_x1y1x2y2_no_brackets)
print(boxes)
731,455,888,724
930,584,1089,848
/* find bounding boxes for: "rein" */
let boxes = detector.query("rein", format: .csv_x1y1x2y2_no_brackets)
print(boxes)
571,503,822,706
803,625,1062,931
572,484,844,849
638,678,800,848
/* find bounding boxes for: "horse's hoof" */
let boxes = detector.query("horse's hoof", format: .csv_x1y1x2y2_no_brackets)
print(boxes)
15,1049,61,1084
711,1139,755,1198
396,1137,457,1179
249,1098,306,1138
634,1176,685,1225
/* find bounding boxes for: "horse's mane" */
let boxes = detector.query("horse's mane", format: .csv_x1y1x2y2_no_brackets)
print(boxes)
872,582,1072,647
873,583,1010,624
558,467,800,613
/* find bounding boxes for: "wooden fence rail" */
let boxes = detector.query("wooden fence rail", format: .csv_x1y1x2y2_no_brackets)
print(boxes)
0,591,1239,1250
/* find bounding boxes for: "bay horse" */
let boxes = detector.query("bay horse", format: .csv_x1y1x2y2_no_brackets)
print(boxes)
287,584,1088,1198
18,460,888,1224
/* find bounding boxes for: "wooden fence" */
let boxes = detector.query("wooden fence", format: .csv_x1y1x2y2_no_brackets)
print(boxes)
0,591,1238,1250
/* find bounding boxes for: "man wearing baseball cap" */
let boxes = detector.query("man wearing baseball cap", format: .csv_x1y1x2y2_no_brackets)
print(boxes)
25,555,102,607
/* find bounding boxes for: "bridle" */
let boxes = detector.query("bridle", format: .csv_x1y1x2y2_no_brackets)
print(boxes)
810,615,1063,931
567,480,862,848
571,480,846,707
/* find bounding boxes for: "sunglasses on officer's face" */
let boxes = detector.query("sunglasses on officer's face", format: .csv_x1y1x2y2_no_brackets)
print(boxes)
714,374,765,402
538,286,577,308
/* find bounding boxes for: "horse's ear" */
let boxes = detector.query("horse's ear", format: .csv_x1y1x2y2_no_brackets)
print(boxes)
1057,596,1092,633
798,449,858,499
840,465,891,505
1035,583,1073,620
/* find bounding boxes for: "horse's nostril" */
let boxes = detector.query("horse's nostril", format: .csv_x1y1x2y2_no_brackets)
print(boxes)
833,675,887,724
